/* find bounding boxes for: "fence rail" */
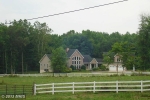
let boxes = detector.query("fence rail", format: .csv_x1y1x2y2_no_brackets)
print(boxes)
34,80,150,95
1,72,150,77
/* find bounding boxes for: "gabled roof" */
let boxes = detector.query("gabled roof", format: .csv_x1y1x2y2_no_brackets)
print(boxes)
67,49,84,58
95,58,102,64
83,55,92,63
95,58,102,62
46,54,51,59
67,49,76,57
39,54,51,63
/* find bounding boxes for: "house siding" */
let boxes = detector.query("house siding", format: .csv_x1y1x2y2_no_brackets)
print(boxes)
40,55,52,73
107,54,125,72
68,50,84,69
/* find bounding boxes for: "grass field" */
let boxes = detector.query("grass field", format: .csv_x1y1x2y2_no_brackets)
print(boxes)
0,75,150,100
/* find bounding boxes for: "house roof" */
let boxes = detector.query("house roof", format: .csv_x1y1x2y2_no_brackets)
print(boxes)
83,55,92,63
67,49,84,58
46,54,51,59
95,58,103,64
67,49,76,57
39,54,51,63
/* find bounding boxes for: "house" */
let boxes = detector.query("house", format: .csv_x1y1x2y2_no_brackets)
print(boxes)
107,53,126,72
39,48,102,73
66,48,102,70
39,54,52,73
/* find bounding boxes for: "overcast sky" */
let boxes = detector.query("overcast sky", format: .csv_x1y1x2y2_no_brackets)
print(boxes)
0,0,150,35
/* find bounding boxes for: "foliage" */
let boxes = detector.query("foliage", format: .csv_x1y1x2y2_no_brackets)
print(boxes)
137,14,150,70
81,65,86,70
51,47,67,73
103,52,114,67
92,67,99,71
99,65,107,71
64,67,72,73
0,18,140,74
70,65,76,71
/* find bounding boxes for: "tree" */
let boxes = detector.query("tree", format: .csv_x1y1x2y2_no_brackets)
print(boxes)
102,52,114,68
111,42,123,74
51,47,67,73
137,14,150,70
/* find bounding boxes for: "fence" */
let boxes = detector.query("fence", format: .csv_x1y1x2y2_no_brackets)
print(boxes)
0,72,150,77
34,80,150,95
0,85,33,95
0,73,118,77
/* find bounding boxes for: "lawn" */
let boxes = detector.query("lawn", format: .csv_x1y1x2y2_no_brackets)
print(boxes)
0,75,150,100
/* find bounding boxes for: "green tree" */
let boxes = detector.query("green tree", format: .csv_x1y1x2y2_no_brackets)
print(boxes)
103,52,114,68
137,14,150,70
51,47,67,73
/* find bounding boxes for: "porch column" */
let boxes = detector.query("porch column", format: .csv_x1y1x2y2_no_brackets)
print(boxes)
96,63,98,68
90,63,91,70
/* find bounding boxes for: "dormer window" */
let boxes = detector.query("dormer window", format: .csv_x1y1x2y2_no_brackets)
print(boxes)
117,58,121,62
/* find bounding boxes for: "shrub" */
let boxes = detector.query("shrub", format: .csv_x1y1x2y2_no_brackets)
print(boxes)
63,67,72,73
92,67,99,71
70,65,76,70
99,65,107,71
81,65,86,70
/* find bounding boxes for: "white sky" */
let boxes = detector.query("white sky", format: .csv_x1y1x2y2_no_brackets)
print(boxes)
0,0,150,35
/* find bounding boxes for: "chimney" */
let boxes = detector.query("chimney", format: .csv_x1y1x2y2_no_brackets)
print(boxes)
66,48,69,52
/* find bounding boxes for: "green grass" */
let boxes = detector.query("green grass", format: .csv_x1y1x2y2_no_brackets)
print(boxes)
1,75,150,85
25,92,150,100
0,76,150,100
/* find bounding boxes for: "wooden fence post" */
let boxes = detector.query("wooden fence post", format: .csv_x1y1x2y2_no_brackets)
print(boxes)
141,80,143,92
72,82,74,94
93,81,95,93
52,83,54,95
116,81,118,93
33,84,36,95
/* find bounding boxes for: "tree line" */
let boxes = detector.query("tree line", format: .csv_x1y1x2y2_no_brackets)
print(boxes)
0,14,149,74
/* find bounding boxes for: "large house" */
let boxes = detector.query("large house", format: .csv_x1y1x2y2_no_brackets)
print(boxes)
39,48,102,73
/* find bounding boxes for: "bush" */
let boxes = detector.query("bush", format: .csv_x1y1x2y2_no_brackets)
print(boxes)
70,65,76,70
63,67,72,73
81,65,86,70
92,67,99,71
99,65,107,71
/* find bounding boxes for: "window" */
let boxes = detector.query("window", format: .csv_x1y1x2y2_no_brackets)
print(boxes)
47,64,48,68
72,61,74,64
44,69,48,72
117,58,121,62
71,56,82,69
